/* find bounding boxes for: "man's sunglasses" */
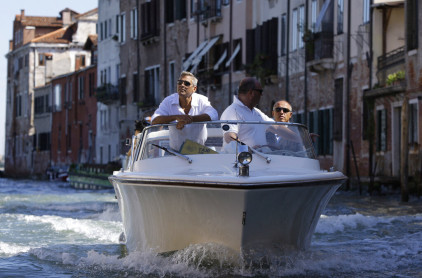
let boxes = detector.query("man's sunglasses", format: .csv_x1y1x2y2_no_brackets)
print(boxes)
177,80,193,87
252,88,263,95
274,107,291,113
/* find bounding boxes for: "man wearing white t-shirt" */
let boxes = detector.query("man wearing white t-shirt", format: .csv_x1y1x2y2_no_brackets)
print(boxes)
220,77,273,147
151,71,218,150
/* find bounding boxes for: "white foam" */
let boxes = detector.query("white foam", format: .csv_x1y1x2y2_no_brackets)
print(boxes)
0,241,31,256
18,214,122,243
315,213,422,234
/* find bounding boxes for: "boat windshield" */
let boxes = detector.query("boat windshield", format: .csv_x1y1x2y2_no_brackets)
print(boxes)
135,121,316,161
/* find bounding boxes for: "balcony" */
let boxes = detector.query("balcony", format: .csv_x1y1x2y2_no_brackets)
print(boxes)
306,32,335,72
195,0,222,24
95,84,119,104
376,46,405,87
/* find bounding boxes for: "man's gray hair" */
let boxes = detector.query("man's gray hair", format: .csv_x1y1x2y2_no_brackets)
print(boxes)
179,71,198,86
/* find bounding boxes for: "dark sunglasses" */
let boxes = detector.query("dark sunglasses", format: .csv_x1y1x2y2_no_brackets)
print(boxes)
252,88,263,95
177,80,193,87
274,107,291,113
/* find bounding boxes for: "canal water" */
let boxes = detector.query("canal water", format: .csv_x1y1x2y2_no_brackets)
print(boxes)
1,177,421,277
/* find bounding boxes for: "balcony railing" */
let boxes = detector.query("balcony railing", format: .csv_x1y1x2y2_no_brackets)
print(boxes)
306,32,334,62
376,46,405,87
196,0,222,22
377,46,405,70
96,84,119,104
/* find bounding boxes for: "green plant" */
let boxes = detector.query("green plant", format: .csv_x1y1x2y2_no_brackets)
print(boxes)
244,53,274,86
386,70,405,86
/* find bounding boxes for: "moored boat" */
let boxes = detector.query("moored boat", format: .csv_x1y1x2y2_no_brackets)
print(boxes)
109,121,347,253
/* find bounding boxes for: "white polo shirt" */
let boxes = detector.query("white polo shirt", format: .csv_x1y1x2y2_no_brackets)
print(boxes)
151,93,218,150
220,96,273,147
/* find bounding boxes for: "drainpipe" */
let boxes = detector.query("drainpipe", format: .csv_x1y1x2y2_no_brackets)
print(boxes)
304,0,308,125
285,0,290,101
136,0,142,118
345,0,351,189
368,0,374,193
163,0,167,97
228,0,233,105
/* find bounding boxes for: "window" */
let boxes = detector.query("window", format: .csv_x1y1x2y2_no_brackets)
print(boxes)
293,112,305,125
109,19,112,37
292,8,298,51
246,18,278,75
65,81,72,108
309,108,333,156
133,72,139,102
116,64,120,84
38,132,51,151
45,95,50,112
16,94,22,117
144,66,160,106
105,20,108,39
406,0,418,51
35,96,45,114
311,0,317,32
67,125,71,151
100,22,104,41
78,76,85,100
116,15,120,39
54,84,62,112
141,0,160,40
298,5,305,49
119,76,127,105
108,145,111,162
76,55,86,68
363,0,370,24
190,0,196,18
24,54,29,67
18,57,23,70
89,73,95,97
281,14,287,56
117,13,126,43
166,0,187,23
232,39,242,71
337,0,344,34
376,108,387,151
333,78,343,140
409,102,418,144
130,8,138,39
39,54,46,66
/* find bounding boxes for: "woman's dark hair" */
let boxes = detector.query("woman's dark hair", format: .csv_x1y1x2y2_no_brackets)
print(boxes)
134,120,148,132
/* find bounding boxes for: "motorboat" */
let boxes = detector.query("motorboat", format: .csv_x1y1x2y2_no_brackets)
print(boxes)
109,121,346,254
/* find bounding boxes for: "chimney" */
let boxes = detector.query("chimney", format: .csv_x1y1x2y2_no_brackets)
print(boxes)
61,10,72,27
20,9,25,19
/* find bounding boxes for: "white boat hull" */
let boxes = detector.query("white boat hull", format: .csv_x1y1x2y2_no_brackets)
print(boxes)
111,167,343,253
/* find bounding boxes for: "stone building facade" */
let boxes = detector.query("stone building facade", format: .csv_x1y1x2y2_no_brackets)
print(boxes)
4,8,97,177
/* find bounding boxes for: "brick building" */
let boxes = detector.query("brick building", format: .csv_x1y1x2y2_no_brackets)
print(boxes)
50,65,97,167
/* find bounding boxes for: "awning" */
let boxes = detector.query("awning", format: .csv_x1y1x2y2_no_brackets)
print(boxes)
213,49,227,70
225,42,241,68
374,0,403,4
182,40,208,71
189,36,220,72
373,0,404,7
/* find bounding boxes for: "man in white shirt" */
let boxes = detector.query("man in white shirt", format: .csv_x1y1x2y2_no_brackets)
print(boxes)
151,71,218,150
220,77,273,147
